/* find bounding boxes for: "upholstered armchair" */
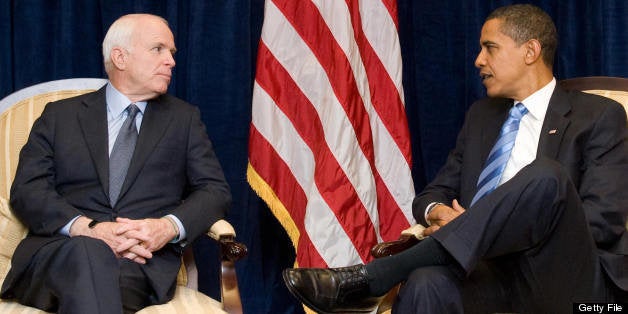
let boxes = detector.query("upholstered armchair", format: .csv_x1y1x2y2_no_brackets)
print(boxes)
0,78,247,314
370,76,628,313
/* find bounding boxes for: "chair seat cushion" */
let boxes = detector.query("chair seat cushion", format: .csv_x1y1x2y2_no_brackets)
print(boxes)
137,286,226,314
0,287,225,314
0,299,51,313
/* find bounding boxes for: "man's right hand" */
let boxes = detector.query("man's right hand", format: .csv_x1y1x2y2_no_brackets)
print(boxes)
424,199,466,236
68,216,152,264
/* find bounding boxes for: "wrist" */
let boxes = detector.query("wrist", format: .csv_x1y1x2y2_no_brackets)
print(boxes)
69,216,92,237
162,216,179,241
425,202,444,226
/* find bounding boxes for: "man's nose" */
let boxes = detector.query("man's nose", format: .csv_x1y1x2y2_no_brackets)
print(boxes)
165,53,176,67
474,52,484,68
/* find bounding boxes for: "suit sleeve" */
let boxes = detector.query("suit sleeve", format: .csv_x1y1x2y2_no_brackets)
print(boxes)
10,104,83,235
170,106,231,242
412,110,473,226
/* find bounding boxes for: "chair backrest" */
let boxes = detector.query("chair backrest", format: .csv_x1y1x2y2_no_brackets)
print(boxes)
558,76,628,121
0,78,108,199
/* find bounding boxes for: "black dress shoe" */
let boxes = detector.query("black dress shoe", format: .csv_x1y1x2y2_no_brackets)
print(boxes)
282,264,382,313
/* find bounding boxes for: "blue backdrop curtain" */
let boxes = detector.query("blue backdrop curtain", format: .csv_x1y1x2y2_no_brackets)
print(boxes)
0,1,626,313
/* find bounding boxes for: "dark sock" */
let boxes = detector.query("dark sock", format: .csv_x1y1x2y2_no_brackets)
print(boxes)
365,237,455,296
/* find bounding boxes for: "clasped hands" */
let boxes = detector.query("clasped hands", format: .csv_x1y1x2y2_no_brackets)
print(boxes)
423,199,466,236
70,216,177,264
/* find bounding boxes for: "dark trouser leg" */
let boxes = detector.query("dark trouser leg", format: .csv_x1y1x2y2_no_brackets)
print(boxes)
430,158,606,312
12,236,154,314
393,263,512,314
392,266,464,314
119,259,153,314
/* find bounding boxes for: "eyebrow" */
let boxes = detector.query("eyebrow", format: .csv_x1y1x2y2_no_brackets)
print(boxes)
481,40,498,47
153,42,177,54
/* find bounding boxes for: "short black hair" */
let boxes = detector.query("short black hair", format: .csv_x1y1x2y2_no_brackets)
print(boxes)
487,4,558,67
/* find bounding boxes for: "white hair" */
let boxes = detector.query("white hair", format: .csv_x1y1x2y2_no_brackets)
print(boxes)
102,14,169,73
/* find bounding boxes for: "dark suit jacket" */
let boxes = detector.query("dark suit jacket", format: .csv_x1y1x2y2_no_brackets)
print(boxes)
413,87,628,291
2,86,231,301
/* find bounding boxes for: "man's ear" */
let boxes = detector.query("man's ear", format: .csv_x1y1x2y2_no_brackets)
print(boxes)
523,39,542,65
110,47,127,70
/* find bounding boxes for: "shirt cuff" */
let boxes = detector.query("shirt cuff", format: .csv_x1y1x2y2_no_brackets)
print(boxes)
166,214,186,243
59,215,81,236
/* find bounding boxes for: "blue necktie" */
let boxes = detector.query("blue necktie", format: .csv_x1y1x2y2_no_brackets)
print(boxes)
109,104,140,206
470,103,528,206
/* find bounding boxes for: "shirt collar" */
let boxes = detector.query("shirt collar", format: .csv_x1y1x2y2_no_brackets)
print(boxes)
105,83,147,117
515,77,556,121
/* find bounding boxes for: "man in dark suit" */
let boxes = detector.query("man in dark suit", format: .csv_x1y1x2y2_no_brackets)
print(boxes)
0,14,231,314
282,4,628,313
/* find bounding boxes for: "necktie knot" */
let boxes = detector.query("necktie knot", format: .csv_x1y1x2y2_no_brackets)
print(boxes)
510,102,528,120
126,103,140,122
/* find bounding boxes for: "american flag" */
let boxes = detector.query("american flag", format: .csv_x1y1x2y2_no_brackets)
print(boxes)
248,0,414,268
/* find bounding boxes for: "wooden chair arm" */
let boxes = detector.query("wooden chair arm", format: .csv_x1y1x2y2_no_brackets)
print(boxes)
217,234,248,262
370,234,420,258
207,220,248,314
370,224,425,258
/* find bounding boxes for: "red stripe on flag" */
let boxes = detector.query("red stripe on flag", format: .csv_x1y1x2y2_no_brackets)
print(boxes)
255,42,378,262
248,126,328,267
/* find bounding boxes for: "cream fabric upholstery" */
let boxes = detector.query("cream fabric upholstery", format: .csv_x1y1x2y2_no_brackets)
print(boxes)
580,89,628,118
0,197,26,289
0,79,227,313
0,197,43,313
138,287,226,314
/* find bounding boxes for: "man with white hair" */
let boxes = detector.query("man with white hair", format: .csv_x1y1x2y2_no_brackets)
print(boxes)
1,14,231,314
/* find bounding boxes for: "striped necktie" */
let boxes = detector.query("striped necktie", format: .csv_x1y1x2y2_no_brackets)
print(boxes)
470,103,528,206
109,103,140,206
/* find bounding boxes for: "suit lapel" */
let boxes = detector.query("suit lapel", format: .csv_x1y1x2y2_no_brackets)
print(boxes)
537,88,572,159
77,87,111,196
117,97,173,201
